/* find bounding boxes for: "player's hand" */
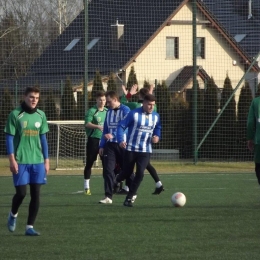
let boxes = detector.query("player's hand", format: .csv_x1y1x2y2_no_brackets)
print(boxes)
98,125,103,132
9,160,18,174
119,141,127,149
247,140,254,152
152,135,159,143
122,85,128,95
104,133,113,140
129,84,138,95
44,159,50,174
99,148,104,156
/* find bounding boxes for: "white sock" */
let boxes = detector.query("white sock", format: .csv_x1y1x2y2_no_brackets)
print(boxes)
123,185,129,192
155,181,162,188
84,179,90,189
10,212,18,218
26,225,33,230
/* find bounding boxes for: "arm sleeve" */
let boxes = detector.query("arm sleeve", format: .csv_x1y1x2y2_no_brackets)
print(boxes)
153,114,162,138
85,108,94,124
117,110,132,143
40,134,49,159
99,114,108,148
6,134,14,155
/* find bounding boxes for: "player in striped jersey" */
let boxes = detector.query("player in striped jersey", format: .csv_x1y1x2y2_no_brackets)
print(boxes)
98,91,132,204
116,94,162,207
120,85,164,195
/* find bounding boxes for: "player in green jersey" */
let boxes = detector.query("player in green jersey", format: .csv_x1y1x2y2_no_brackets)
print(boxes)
119,84,164,195
5,86,49,236
247,96,260,185
83,91,107,195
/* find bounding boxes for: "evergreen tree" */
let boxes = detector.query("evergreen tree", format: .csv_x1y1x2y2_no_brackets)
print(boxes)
44,91,59,121
126,66,139,101
217,75,236,158
0,89,14,154
90,70,104,107
60,77,76,120
76,90,85,120
201,76,219,157
154,81,173,149
237,81,252,159
107,72,117,92
143,80,150,89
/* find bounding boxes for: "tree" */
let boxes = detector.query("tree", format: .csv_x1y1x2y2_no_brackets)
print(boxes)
0,89,14,154
126,66,138,101
107,72,117,92
200,76,219,157
217,75,236,158
44,91,59,121
90,70,104,107
237,81,252,159
154,81,173,149
60,77,76,120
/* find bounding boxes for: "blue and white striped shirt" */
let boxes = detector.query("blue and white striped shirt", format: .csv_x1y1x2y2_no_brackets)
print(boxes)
117,107,161,153
99,104,130,148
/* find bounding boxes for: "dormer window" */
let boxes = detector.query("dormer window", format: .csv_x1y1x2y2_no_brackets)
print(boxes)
64,38,81,51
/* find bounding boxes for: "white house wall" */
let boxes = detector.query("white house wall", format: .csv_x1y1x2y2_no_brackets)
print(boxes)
124,3,246,103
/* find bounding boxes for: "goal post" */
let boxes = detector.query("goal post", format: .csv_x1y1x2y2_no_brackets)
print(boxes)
47,120,101,170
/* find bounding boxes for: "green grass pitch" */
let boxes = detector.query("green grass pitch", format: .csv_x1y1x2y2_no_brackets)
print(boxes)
0,173,260,260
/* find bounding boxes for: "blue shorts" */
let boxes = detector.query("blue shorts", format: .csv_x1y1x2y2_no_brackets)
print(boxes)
13,163,47,186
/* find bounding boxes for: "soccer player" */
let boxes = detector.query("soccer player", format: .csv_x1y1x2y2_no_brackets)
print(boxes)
116,94,162,207
5,86,49,236
98,91,132,204
120,85,164,195
83,91,107,195
247,96,260,185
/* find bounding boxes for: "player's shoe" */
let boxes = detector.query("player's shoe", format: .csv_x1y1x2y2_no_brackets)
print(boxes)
25,228,40,236
131,195,137,203
152,185,164,195
7,212,17,232
123,198,133,207
85,189,91,195
116,189,128,195
99,197,112,204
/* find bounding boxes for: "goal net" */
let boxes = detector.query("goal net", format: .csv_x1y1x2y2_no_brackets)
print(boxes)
47,121,100,170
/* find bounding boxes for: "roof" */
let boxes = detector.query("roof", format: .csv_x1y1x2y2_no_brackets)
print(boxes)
199,0,260,59
29,0,185,77
169,66,211,92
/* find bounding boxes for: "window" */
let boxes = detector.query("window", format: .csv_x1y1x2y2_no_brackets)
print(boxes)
87,38,100,50
196,37,205,58
166,37,179,59
64,38,81,51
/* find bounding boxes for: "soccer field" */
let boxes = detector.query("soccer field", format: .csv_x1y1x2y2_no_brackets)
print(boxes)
0,173,260,260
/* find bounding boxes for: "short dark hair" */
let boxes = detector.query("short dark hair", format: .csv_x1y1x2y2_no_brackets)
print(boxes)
143,94,156,102
106,90,119,100
24,86,40,96
139,88,150,99
96,90,106,99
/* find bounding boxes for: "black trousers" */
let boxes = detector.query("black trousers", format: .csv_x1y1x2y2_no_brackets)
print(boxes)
117,150,150,199
102,142,125,199
11,184,41,226
255,163,260,185
84,137,103,179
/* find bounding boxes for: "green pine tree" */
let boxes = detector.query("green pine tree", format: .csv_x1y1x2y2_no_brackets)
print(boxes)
90,70,104,107
126,66,138,98
0,89,14,154
44,90,59,121
217,75,236,158
60,77,77,120
107,72,117,92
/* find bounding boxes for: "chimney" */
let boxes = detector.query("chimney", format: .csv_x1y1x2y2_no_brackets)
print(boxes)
248,0,252,19
110,19,124,50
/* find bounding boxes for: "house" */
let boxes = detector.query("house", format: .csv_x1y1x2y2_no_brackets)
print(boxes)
15,0,260,103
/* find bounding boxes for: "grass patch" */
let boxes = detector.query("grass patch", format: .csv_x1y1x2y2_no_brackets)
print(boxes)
0,173,259,259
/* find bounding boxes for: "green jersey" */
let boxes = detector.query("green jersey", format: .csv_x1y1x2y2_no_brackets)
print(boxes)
4,107,49,164
85,105,107,139
120,94,157,112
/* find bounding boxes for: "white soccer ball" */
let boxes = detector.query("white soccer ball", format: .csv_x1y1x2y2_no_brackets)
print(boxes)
171,192,186,207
